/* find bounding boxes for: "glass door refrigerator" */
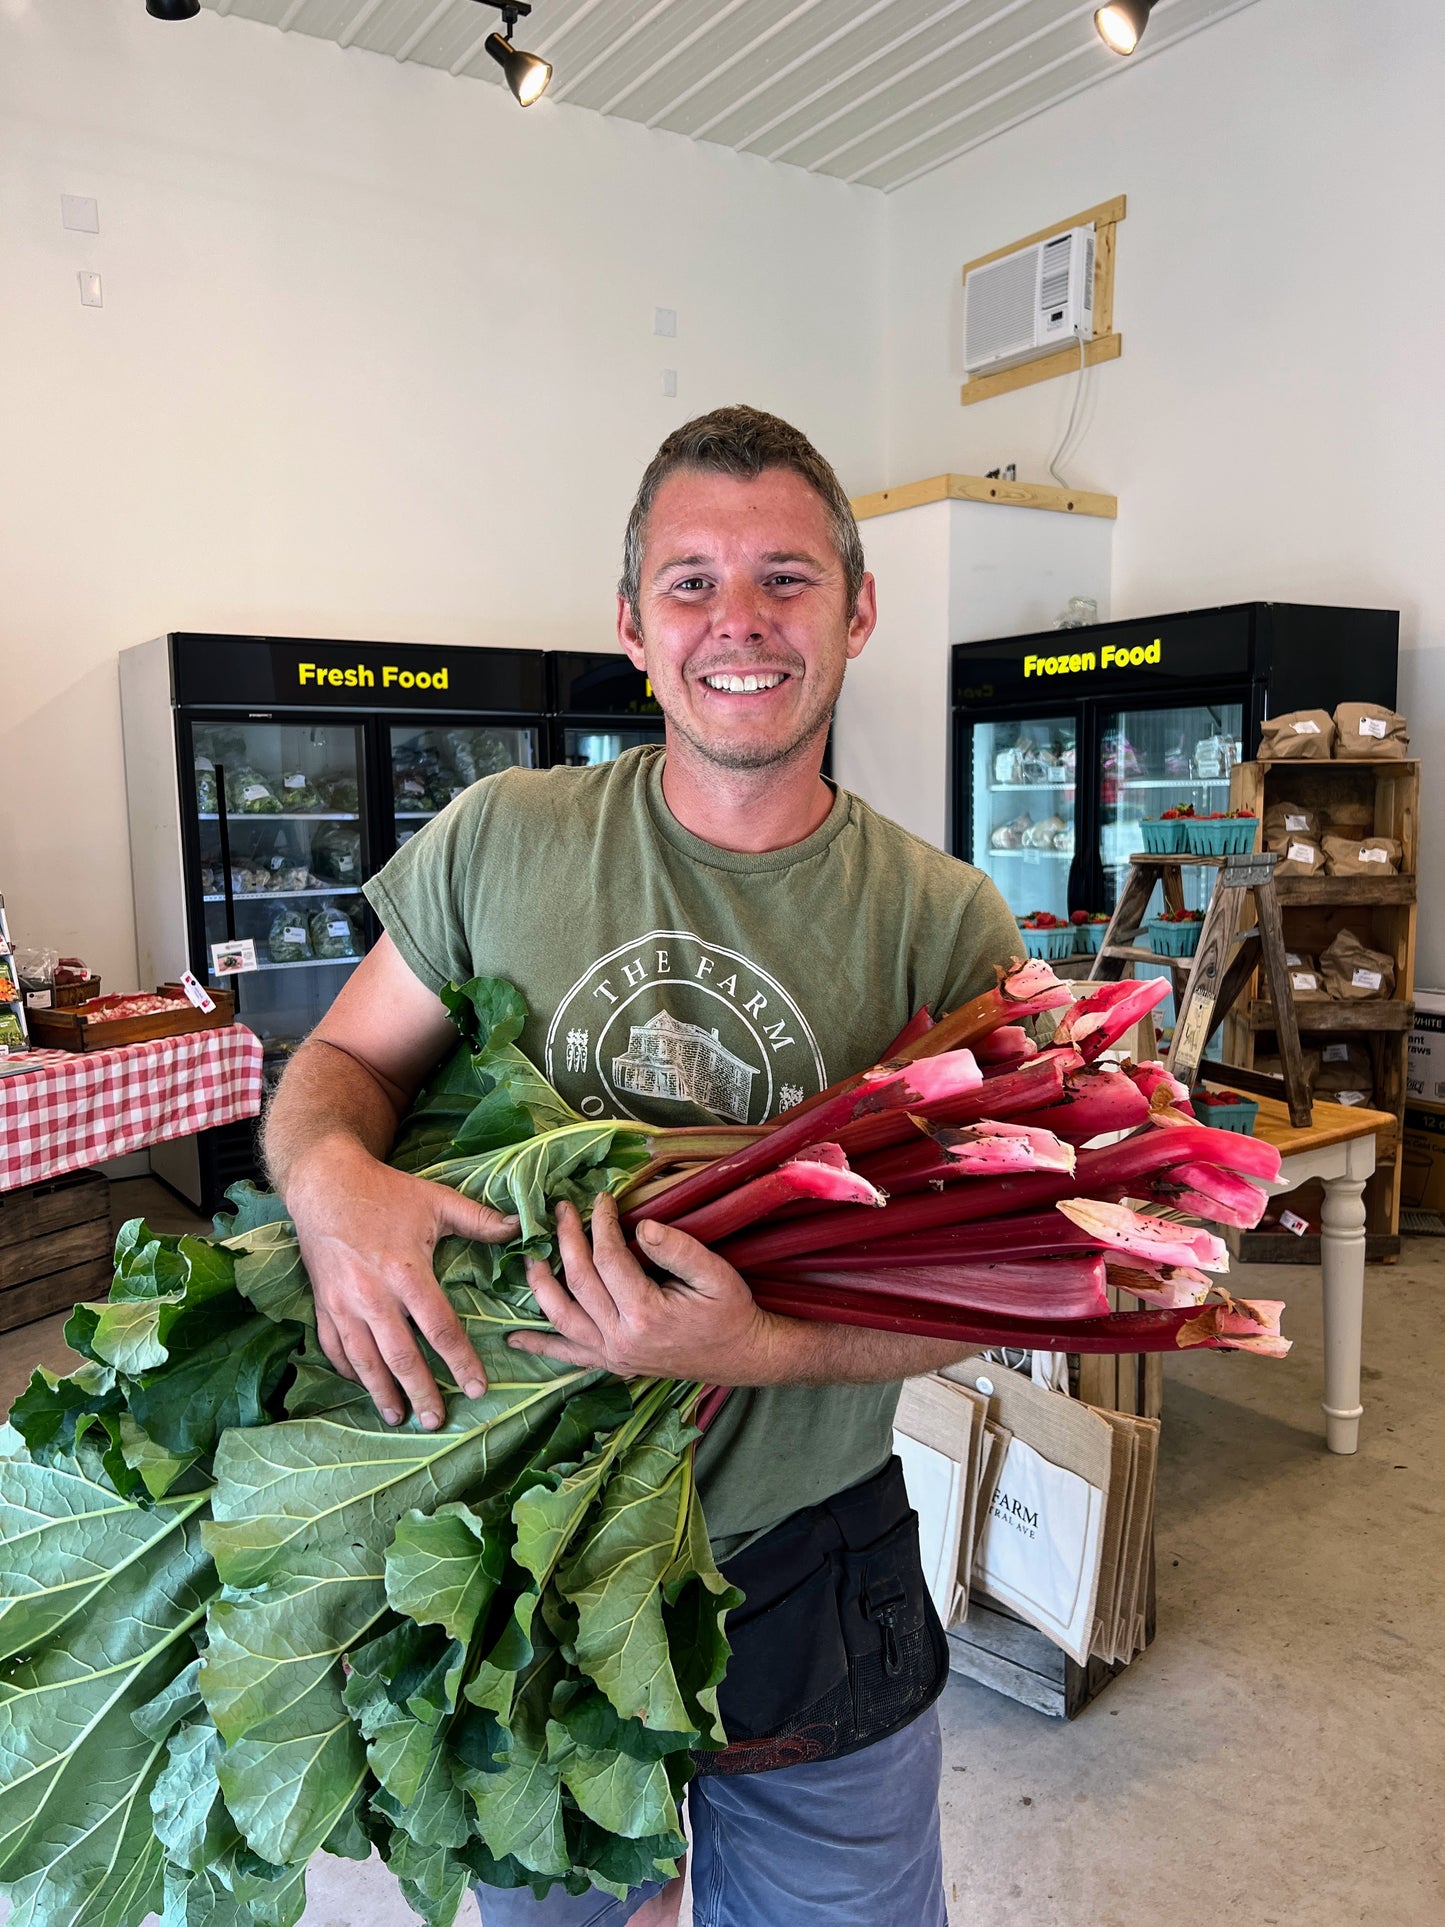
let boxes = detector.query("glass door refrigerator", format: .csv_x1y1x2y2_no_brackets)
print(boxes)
952,602,1398,1015
545,651,665,767
120,633,548,1208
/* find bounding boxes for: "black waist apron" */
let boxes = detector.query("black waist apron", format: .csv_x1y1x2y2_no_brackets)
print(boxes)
694,1455,949,1777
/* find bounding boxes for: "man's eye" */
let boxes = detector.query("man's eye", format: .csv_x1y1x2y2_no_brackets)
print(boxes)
671,577,710,593
767,574,808,589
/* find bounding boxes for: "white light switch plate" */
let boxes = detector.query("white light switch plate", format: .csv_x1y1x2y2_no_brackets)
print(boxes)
78,271,103,308
62,194,99,233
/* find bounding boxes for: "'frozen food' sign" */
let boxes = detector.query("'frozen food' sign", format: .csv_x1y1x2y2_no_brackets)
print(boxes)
1024,638,1163,677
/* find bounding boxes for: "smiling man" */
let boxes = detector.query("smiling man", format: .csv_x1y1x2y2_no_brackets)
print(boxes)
263,405,1024,1926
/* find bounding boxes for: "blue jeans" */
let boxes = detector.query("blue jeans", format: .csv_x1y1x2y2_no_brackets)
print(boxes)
474,1704,947,1927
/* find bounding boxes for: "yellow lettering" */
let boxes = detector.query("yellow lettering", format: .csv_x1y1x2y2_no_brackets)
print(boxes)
343,668,358,687
383,666,399,687
1102,644,1116,668
299,663,316,685
1146,639,1161,664
433,666,448,691
1081,651,1096,671
400,671,415,689
1024,655,1041,677
416,671,432,690
359,664,375,686
324,668,343,686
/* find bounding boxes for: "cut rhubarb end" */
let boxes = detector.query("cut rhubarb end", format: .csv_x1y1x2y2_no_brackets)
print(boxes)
1052,979,1171,1060
668,1156,886,1244
1055,1198,1231,1273
975,1025,1038,1066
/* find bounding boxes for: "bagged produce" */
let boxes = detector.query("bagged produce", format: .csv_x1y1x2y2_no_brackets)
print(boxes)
309,905,360,959
308,822,363,883
1258,710,1335,760
1323,835,1402,876
1319,929,1395,1000
1269,834,1326,877
1263,799,1321,842
1334,702,1409,760
1281,953,1328,1000
447,728,518,783
1255,1048,1322,1092
279,770,323,809
394,766,434,809
225,766,284,814
1023,814,1066,849
319,772,360,812
267,905,312,962
990,812,1031,850
194,758,218,813
1314,1040,1374,1105
1321,796,1376,835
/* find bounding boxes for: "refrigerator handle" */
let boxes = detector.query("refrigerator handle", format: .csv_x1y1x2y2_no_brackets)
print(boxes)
215,767,237,944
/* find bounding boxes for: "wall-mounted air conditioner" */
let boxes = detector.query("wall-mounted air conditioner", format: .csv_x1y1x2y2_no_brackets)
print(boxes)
963,225,1095,375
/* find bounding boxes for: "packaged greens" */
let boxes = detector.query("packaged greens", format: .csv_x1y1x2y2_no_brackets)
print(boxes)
267,906,312,963
0,1011,25,1049
309,905,360,959
319,772,359,812
279,771,323,810
308,823,362,884
225,767,283,814
195,725,249,765
446,729,516,784
194,758,218,813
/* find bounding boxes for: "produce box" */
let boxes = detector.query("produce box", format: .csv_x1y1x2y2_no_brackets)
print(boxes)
0,1169,110,1333
1401,1102,1445,1213
1406,990,1445,1105
1145,917,1203,957
1139,819,1186,854
1183,816,1256,856
27,984,236,1052
1072,922,1106,955
1191,1090,1260,1135
1019,924,1075,960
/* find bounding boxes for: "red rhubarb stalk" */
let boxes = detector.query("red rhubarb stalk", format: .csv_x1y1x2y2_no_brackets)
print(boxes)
974,1025,1038,1066
829,1053,1074,1160
1127,1161,1269,1230
770,1211,1107,1269
1143,1111,1280,1180
853,1121,1075,1194
1050,978,1171,1061
667,1153,885,1244
878,1007,934,1059
749,1255,1111,1320
622,1050,984,1230
1054,1198,1230,1271
1009,1064,1152,1143
1127,1060,1195,1114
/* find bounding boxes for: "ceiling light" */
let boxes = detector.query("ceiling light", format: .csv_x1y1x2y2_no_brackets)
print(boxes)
474,1,553,105
147,0,201,16
1094,1,1155,55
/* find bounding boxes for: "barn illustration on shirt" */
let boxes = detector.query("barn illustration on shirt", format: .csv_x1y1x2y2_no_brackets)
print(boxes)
611,1011,758,1122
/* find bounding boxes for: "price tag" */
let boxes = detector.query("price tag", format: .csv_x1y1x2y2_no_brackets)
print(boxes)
1287,842,1316,864
211,938,258,976
1278,1209,1310,1236
283,926,307,946
1337,1091,1367,1106
284,772,308,790
1292,972,1319,992
1173,992,1216,1076
1323,1043,1351,1063
1285,813,1309,832
179,970,216,1013
1351,967,1383,991
1360,715,1387,739
1292,720,1321,735
1358,847,1388,863
242,784,270,803
25,990,53,1011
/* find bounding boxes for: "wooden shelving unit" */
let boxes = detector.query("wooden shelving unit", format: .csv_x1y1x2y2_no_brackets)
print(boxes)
1225,759,1419,1260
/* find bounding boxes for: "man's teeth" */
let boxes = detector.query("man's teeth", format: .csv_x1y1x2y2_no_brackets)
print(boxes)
704,673,785,693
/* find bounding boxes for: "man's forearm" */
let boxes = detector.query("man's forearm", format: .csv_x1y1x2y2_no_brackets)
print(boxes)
750,1313,975,1388
262,1037,404,1204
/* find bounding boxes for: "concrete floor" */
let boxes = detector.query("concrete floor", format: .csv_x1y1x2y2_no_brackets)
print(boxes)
2,1179,1441,1925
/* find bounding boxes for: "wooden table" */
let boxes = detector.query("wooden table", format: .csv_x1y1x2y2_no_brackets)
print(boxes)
1247,1094,1396,1454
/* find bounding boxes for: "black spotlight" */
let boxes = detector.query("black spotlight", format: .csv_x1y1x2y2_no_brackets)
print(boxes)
1094,0,1155,55
147,0,202,17
475,1,553,105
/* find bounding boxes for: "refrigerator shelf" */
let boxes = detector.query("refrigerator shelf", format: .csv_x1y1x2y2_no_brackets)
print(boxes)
394,810,438,820
988,781,1077,793
248,956,364,974
202,887,363,903
982,848,1072,860
198,812,360,823
1105,777,1232,792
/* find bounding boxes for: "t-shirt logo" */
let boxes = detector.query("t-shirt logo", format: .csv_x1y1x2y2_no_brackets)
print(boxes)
544,930,825,1126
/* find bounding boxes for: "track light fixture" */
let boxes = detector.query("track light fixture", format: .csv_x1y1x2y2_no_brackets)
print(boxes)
474,1,553,106
1094,1,1155,54
146,0,201,17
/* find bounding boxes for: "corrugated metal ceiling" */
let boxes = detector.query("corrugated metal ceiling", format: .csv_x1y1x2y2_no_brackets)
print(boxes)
202,0,1260,191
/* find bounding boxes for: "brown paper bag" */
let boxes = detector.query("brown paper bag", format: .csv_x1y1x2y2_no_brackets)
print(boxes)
1282,954,1328,1000
1319,929,1395,1000
1314,1040,1374,1106
1334,702,1409,760
1258,710,1336,760
1269,833,1326,876
1264,799,1321,841
1255,1047,1321,1090
1321,798,1377,835
1323,835,1402,876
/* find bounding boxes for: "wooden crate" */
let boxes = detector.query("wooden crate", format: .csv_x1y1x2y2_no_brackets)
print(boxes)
1226,760,1418,1250
28,984,235,1053
0,1170,111,1333
947,1559,1156,1720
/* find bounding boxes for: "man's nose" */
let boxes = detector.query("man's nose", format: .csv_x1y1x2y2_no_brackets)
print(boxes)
713,584,769,642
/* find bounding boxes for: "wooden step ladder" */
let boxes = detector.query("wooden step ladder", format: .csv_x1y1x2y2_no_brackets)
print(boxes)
1089,848,1313,1127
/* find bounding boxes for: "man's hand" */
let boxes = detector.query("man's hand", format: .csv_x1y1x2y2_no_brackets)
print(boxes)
291,1141,519,1430
509,1193,782,1385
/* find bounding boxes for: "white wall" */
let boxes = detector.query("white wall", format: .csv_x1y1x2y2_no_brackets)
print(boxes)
0,0,884,986
882,0,1445,974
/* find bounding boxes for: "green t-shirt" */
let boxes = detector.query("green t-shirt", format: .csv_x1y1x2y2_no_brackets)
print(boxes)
366,746,1022,1558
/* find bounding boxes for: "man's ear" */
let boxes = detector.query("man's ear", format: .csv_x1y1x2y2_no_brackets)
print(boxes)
616,592,647,670
846,571,878,661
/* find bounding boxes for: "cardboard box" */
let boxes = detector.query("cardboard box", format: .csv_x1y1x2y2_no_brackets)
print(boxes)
1406,989,1445,1103
1400,1101,1445,1213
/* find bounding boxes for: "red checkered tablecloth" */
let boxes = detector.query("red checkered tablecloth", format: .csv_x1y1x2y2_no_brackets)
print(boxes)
0,1026,264,1191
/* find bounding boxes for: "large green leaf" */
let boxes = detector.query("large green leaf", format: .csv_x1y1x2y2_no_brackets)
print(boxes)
204,1358,589,1591
545,1717,674,1841
73,1231,240,1378
385,1502,507,1649
554,1406,696,1735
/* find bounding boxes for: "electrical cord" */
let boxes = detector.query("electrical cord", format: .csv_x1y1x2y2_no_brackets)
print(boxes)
1048,328,1089,487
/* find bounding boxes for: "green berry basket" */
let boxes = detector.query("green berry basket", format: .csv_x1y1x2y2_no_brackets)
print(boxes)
1192,1092,1259,1135
1073,923,1107,955
1020,924,1076,960
1145,918,1204,957
1139,818,1188,854
1183,816,1257,857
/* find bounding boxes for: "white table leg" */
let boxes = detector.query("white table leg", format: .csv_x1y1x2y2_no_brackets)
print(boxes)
1318,1148,1370,1454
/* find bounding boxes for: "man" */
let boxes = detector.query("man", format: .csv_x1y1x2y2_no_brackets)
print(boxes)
263,405,1023,1925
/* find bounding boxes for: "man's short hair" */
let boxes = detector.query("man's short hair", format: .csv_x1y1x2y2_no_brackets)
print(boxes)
620,404,866,621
